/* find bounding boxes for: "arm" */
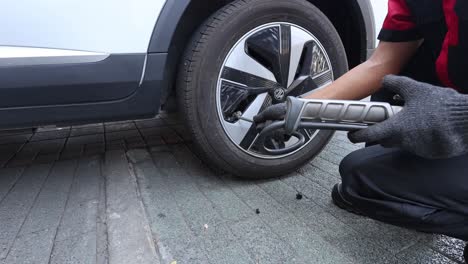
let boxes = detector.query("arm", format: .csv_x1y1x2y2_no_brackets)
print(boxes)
254,41,423,131
304,40,422,100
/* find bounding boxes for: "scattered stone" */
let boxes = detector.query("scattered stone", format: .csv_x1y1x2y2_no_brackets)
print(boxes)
157,213,166,218
296,193,303,200
255,209,260,214
204,224,209,230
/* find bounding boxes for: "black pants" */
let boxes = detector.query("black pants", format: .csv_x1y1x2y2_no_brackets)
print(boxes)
340,51,468,240
340,145,468,240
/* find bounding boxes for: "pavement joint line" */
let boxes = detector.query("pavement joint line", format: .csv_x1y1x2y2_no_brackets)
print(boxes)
252,178,358,256
278,172,435,258
162,151,238,223
2,134,33,168
55,128,72,162
46,158,80,263
295,163,338,190
323,144,354,158
147,152,213,262
150,152,208,233
3,162,54,260
262,182,404,258
0,167,25,205
167,144,255,221
213,173,304,259
96,160,109,264
309,163,339,178
167,125,189,144
131,150,200,263
394,238,425,256
280,174,329,197
134,121,152,150
103,122,108,152
278,174,366,234
429,241,466,263
252,178,328,232
327,141,361,153
396,243,459,264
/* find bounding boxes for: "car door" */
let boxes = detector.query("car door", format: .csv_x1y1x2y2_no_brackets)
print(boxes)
0,0,166,108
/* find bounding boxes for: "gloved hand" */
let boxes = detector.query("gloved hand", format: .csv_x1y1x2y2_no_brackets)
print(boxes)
253,102,287,131
253,102,289,149
349,75,468,159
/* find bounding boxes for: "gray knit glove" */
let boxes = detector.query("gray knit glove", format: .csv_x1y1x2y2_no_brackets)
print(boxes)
349,75,468,159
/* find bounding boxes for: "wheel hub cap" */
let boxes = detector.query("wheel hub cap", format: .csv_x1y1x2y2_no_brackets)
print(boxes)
273,88,286,101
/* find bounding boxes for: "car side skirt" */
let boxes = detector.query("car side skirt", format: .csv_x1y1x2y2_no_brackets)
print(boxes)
0,53,166,129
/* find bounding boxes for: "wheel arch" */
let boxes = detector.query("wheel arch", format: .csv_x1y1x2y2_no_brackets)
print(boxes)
149,0,376,107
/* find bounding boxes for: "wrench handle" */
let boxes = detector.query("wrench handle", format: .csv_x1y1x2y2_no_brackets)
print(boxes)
285,97,402,133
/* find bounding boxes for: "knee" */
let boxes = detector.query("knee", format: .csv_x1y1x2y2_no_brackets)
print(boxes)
339,150,364,179
339,145,390,177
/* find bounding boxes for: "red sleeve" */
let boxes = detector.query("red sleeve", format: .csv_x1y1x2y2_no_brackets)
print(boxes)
378,0,422,42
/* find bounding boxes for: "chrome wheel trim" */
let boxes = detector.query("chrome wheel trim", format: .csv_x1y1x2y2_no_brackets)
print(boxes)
216,22,334,159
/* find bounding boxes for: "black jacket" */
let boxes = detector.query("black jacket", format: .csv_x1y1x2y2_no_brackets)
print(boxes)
379,0,468,93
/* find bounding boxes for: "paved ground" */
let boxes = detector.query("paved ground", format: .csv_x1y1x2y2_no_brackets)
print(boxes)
0,113,465,264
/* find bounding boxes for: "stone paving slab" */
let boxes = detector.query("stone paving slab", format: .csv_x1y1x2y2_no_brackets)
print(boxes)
0,115,464,264
105,150,159,264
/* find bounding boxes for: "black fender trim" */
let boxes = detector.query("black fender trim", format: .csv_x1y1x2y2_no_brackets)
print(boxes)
356,0,377,58
148,0,377,55
147,0,377,105
148,0,191,53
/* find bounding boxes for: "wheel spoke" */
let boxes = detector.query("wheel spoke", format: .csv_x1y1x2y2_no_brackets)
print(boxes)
288,26,314,87
286,39,333,97
298,128,313,142
279,25,291,88
239,95,272,149
299,71,334,98
286,75,316,97
222,67,279,89
295,41,330,77
225,33,277,83
312,70,334,88
242,92,270,121
219,80,249,117
245,25,292,87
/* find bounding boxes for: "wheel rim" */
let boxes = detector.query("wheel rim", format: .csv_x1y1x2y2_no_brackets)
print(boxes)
216,22,334,159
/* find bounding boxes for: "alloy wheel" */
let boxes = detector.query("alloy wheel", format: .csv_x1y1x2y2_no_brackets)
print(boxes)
216,22,334,159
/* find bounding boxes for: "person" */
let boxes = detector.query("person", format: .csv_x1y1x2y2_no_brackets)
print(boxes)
254,0,468,260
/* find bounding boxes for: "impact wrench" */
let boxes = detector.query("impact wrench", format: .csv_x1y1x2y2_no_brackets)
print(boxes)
256,97,402,155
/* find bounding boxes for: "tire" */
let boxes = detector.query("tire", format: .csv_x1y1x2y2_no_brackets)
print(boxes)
177,0,348,179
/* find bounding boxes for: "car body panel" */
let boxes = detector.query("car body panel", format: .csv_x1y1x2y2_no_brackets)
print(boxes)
0,0,168,109
0,0,167,54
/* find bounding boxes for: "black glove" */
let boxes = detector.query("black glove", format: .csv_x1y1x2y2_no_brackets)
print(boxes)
253,103,289,149
253,102,287,131
349,75,468,159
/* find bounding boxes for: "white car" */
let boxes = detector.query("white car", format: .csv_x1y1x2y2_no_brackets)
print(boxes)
0,0,387,178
